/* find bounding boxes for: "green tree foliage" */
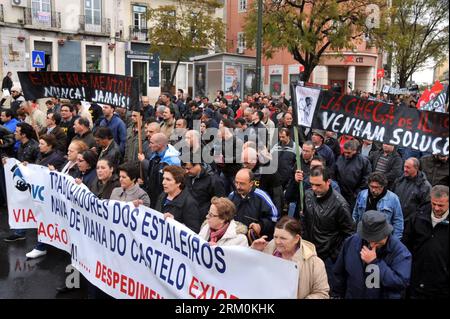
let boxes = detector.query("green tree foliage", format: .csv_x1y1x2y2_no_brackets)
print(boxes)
244,0,381,82
148,0,225,92
373,0,449,87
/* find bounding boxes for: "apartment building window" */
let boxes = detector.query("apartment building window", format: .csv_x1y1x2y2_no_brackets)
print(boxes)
237,32,245,53
86,45,102,73
31,0,51,26
238,0,247,12
85,0,101,26
133,5,147,29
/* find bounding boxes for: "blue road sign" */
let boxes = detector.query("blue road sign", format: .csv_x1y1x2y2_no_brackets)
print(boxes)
32,50,46,69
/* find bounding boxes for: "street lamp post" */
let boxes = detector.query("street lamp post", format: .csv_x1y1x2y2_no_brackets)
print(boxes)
255,0,263,93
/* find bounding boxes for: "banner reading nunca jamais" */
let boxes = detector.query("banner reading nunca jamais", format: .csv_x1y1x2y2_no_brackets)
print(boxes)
17,72,140,109
4,159,299,299
311,91,449,156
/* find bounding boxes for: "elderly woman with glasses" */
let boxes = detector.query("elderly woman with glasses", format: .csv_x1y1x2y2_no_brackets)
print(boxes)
198,197,249,247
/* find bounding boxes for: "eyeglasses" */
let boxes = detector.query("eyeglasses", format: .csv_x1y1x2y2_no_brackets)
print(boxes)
206,211,219,218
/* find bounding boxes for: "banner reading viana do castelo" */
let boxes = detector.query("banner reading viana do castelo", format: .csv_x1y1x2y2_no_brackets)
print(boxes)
5,159,299,299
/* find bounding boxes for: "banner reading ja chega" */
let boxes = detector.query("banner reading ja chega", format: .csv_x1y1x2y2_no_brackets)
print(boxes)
4,159,299,299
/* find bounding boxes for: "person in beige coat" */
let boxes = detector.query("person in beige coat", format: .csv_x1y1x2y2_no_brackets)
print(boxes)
252,216,330,299
198,197,249,247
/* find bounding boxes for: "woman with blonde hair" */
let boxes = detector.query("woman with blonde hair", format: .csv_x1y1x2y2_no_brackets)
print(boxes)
199,197,248,247
252,216,330,299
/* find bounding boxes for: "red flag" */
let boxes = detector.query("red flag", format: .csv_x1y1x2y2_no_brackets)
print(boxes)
417,89,431,109
429,80,444,100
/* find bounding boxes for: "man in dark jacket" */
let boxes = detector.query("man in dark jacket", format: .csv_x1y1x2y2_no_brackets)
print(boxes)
392,157,431,231
336,140,372,209
303,166,354,292
4,122,39,242
42,112,67,153
419,154,449,186
59,104,77,145
182,158,226,221
334,210,412,299
145,133,181,208
270,128,297,189
72,117,96,149
369,144,403,189
0,125,15,207
94,127,122,168
247,110,269,149
311,129,336,176
325,131,341,160
403,185,449,299
229,168,279,239
2,72,13,94
97,104,127,155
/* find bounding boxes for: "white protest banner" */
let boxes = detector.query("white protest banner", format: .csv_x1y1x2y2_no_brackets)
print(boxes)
5,158,299,299
5,159,40,229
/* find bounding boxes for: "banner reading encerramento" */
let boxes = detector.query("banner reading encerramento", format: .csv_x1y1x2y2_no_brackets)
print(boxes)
4,159,299,299
310,90,449,155
17,71,140,109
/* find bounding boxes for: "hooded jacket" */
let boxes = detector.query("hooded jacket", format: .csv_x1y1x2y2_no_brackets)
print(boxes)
263,240,330,299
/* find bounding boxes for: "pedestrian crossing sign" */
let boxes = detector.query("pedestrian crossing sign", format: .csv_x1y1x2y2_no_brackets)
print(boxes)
32,50,46,68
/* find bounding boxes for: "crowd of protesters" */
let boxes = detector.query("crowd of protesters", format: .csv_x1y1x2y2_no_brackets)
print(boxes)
0,78,448,300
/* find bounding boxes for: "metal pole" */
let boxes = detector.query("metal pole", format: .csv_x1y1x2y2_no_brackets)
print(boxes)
255,0,263,93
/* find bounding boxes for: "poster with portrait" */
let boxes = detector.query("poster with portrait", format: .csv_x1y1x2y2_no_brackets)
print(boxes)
294,85,321,127
194,64,207,97
270,75,282,97
244,67,256,96
224,64,241,99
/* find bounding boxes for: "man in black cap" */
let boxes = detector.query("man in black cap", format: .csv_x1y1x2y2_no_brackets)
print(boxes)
334,210,412,299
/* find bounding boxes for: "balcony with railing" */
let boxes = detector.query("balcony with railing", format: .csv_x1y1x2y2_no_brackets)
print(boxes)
24,7,61,29
0,4,4,24
79,15,111,36
129,25,149,42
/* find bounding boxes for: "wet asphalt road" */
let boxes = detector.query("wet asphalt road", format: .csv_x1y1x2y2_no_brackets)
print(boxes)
0,206,87,299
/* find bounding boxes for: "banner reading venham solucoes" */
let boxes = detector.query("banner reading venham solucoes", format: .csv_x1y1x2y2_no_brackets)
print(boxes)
305,90,448,155
17,72,139,109
4,159,299,299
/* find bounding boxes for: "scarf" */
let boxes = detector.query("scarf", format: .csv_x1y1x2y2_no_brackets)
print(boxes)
366,187,388,211
431,210,449,228
209,222,230,246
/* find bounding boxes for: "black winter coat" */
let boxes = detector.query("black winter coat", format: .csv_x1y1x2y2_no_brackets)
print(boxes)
184,164,226,221
369,150,403,189
335,154,372,208
17,139,40,163
155,189,202,233
392,171,431,223
403,204,449,298
90,174,120,200
37,150,66,171
98,141,122,168
271,139,297,188
420,155,449,186
303,187,355,261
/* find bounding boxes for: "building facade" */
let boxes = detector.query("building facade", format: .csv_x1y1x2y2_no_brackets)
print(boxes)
225,0,384,98
0,0,225,102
